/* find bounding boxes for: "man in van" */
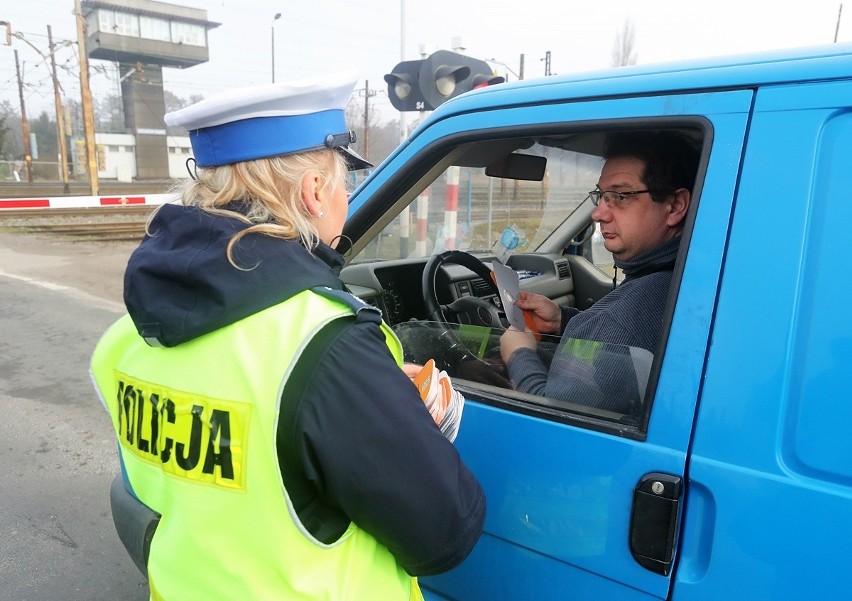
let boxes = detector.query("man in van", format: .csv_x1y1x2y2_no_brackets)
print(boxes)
499,131,699,414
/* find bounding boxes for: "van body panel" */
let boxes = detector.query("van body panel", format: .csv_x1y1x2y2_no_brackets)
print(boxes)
673,77,852,600
339,44,852,600
392,91,754,599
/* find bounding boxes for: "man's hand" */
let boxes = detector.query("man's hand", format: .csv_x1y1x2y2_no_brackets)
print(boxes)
500,326,538,363
515,292,561,334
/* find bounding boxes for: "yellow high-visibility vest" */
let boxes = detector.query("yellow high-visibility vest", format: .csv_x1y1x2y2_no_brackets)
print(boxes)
92,288,422,601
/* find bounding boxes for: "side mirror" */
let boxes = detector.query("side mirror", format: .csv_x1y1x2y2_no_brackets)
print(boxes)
569,223,596,247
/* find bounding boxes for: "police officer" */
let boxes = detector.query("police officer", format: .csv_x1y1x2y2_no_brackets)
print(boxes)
91,72,484,600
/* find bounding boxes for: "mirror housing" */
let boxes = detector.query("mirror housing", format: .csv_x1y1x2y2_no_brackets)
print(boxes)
485,153,547,181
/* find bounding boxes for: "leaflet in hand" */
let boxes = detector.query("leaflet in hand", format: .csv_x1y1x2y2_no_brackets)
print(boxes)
412,359,465,442
491,260,525,330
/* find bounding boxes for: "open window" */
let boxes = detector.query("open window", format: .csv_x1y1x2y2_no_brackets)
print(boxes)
341,122,707,438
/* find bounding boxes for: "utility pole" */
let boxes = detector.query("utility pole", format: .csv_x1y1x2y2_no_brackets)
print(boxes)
362,79,376,162
271,12,281,83
398,0,409,259
13,49,33,184
48,25,70,193
74,0,99,195
835,3,844,42
487,55,525,81
7,22,74,189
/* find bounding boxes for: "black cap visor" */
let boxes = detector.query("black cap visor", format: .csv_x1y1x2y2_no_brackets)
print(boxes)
337,145,372,171
325,131,373,171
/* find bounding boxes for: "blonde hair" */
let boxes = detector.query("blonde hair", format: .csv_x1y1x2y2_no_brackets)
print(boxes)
158,148,347,267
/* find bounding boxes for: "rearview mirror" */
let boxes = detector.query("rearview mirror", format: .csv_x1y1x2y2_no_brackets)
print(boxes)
485,153,547,181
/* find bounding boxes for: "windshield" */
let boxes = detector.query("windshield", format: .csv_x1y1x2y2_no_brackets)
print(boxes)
351,141,604,263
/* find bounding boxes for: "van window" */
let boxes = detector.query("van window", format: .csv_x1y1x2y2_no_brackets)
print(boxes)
343,125,705,433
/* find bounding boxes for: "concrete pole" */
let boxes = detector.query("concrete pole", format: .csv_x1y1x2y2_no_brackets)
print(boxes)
363,80,370,161
74,0,99,196
48,25,70,193
835,4,844,43
13,50,33,184
271,13,281,83
397,0,410,258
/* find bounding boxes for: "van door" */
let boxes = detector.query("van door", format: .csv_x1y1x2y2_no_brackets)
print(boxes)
672,79,852,600
347,88,754,600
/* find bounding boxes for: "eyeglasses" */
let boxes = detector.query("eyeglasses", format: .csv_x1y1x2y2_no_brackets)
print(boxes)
588,188,651,209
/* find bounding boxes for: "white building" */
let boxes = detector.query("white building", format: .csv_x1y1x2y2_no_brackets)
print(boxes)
74,133,193,181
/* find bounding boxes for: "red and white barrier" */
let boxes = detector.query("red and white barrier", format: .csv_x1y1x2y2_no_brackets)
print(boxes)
398,205,410,258
0,193,175,210
415,188,430,257
442,166,459,250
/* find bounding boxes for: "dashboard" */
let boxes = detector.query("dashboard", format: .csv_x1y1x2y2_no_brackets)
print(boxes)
375,263,431,323
341,253,576,327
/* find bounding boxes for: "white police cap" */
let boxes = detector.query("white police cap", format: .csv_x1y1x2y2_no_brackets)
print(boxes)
164,71,371,170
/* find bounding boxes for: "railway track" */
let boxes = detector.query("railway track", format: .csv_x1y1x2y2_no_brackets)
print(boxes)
20,222,150,241
0,205,156,242
0,181,173,199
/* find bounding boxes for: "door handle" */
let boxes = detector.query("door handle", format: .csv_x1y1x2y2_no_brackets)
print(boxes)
629,472,682,576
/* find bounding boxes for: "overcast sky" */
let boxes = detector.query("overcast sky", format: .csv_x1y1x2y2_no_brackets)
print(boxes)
1,0,849,124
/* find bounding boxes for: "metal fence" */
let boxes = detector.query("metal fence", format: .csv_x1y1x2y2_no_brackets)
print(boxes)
0,160,67,182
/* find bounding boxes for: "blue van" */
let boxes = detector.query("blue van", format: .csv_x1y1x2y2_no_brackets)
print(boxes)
337,43,852,600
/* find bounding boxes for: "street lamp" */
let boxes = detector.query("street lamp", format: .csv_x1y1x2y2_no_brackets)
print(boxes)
1,20,12,45
271,12,281,83
541,51,552,76
487,55,524,81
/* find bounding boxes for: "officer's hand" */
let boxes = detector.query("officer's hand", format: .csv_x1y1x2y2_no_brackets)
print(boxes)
402,363,422,380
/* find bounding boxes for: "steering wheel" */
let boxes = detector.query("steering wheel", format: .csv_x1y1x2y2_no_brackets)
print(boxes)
412,250,511,388
419,250,509,371
422,250,505,327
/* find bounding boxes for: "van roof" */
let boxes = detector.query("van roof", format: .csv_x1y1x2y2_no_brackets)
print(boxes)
433,42,852,117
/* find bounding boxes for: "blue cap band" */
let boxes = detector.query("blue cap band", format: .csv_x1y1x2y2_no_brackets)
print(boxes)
189,109,347,167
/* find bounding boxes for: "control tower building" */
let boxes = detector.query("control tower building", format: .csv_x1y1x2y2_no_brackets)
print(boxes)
81,0,220,179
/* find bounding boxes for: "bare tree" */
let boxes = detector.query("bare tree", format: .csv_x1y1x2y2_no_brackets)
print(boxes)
93,95,125,133
345,89,387,164
0,100,23,159
164,90,204,113
612,18,638,67
0,100,19,159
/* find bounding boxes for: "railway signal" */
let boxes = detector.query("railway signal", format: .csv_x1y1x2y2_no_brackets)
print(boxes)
385,50,504,112
384,59,427,111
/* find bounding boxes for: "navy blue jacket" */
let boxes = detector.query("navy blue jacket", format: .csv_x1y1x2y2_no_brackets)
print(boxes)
124,203,485,576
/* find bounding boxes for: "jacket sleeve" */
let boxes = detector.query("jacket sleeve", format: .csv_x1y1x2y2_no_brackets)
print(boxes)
278,316,485,576
506,346,549,394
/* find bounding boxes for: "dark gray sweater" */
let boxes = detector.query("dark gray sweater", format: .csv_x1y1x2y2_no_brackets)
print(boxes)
506,236,680,414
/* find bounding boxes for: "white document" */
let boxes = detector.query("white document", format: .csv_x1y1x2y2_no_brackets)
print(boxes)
491,260,525,330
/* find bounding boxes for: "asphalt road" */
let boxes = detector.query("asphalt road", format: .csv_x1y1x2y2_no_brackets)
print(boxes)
0,232,148,600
